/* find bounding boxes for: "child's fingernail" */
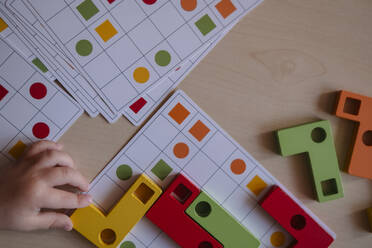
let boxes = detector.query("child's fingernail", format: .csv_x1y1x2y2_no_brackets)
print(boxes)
64,224,73,231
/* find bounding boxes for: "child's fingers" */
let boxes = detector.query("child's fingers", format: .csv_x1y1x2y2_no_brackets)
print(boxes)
34,212,73,231
34,150,75,169
41,188,92,210
43,167,89,192
23,141,63,158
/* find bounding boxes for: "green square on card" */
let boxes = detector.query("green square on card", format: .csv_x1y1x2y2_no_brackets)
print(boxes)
77,0,99,21
151,159,173,181
195,14,216,36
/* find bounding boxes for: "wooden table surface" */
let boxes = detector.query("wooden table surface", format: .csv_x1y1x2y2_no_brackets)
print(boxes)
1,0,371,247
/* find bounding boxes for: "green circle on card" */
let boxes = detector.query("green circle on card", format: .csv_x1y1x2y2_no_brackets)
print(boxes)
155,50,171,66
120,241,136,248
76,39,93,56
116,164,133,181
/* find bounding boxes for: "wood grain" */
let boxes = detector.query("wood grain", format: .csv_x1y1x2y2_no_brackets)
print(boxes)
1,0,371,247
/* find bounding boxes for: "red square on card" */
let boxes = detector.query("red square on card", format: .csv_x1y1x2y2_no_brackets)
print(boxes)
0,84,8,101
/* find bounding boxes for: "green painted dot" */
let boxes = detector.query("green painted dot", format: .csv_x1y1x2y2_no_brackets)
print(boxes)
120,241,136,248
155,50,171,67
76,39,93,56
116,164,132,181
151,159,173,181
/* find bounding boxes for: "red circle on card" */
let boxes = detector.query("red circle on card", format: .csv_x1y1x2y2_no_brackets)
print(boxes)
32,122,50,139
143,0,156,5
29,82,47,100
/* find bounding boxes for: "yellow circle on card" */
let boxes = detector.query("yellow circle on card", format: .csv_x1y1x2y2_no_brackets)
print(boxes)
270,231,286,247
133,67,150,83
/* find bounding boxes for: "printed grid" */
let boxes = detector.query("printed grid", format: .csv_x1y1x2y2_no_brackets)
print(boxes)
23,0,262,118
2,0,104,117
0,9,100,118
84,90,339,248
2,1,122,122
0,37,82,164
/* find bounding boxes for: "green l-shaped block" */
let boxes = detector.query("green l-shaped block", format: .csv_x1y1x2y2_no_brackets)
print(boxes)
185,191,260,248
277,120,344,202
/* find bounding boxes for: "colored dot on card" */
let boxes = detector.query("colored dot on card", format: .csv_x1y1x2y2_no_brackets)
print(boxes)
120,241,135,248
270,231,286,247
32,122,50,139
143,0,157,5
116,164,133,181
76,40,93,56
189,120,210,142
195,14,216,36
133,67,150,83
168,103,190,124
155,50,171,67
173,142,189,159
181,0,197,11
215,0,237,19
29,82,47,100
230,159,246,175
246,175,268,196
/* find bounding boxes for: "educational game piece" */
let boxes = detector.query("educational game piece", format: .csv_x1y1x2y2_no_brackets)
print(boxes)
146,174,223,248
0,36,82,165
367,208,372,232
70,174,162,248
86,90,335,247
277,120,344,202
186,191,260,247
335,90,372,179
260,186,334,248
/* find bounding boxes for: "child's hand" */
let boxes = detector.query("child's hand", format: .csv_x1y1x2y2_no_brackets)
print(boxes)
0,141,92,232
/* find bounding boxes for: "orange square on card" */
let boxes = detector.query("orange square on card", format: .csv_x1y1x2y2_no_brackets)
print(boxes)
189,120,210,142
215,0,237,19
169,103,190,125
0,17,8,32
247,175,268,196
8,141,27,159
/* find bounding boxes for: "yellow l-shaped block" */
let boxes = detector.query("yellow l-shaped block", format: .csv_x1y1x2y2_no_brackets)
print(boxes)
70,174,162,248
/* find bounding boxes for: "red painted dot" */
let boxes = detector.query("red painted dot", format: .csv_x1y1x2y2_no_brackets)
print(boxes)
32,122,50,139
143,0,157,5
29,82,47,100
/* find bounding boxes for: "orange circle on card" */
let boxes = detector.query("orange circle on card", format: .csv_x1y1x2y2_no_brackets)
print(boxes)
133,67,150,83
270,231,286,247
230,159,246,175
173,142,189,159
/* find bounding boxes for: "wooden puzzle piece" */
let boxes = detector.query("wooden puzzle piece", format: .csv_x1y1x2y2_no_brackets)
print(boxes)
335,90,372,179
186,191,260,248
277,120,344,202
146,174,223,248
70,174,162,248
367,208,372,232
260,185,334,248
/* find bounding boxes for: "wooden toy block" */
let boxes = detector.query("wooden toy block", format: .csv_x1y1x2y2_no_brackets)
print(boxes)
260,185,334,248
335,90,372,179
186,191,260,248
277,120,344,202
70,174,162,248
367,208,372,232
146,174,223,248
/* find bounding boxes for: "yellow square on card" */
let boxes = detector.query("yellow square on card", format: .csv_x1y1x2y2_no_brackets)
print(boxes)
247,175,268,196
8,141,27,159
0,17,8,32
95,20,117,42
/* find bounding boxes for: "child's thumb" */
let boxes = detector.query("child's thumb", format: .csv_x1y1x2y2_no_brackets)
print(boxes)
35,212,73,231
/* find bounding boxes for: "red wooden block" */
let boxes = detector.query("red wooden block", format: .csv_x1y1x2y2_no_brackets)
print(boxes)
129,97,147,114
259,186,334,248
146,174,223,248
0,84,8,101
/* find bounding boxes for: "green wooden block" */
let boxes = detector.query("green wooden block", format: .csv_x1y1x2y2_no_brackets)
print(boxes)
277,120,344,202
185,191,260,248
